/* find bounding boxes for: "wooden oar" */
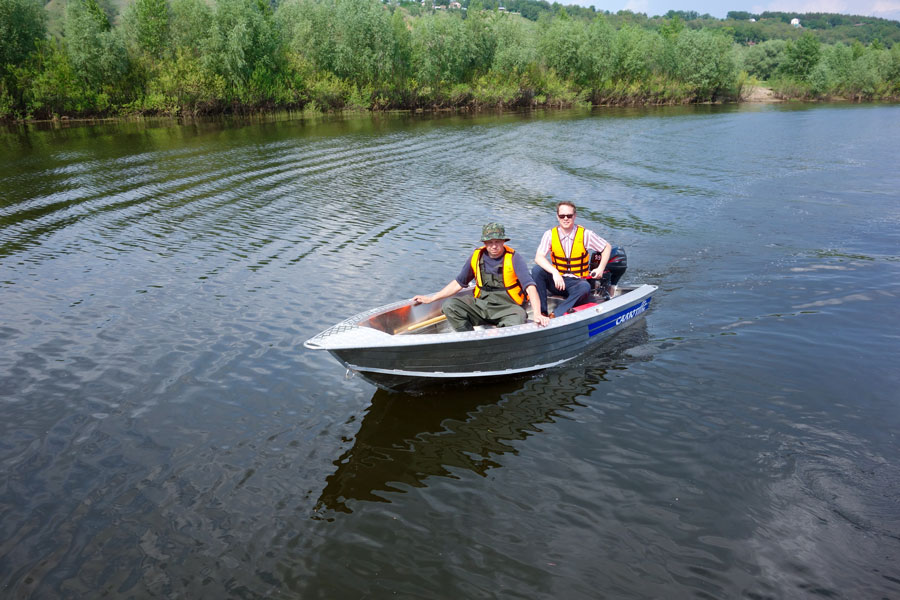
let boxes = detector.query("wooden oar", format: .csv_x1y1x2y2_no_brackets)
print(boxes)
405,314,447,332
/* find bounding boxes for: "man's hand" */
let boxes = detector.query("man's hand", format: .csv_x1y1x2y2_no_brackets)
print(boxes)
552,272,566,290
412,295,433,305
534,314,550,327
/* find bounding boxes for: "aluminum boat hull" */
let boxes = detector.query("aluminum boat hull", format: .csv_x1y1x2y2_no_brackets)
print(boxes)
304,284,656,390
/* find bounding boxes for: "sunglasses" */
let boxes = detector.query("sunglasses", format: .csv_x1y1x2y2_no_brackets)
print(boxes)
557,213,575,219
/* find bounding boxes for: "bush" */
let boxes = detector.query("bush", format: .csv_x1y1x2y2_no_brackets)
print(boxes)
149,48,226,114
15,40,84,117
307,72,352,110
411,12,472,87
845,48,892,99
737,39,786,81
778,31,820,81
10,0,897,117
470,73,523,108
0,0,47,78
0,81,14,118
577,14,615,87
203,0,283,102
537,11,585,81
674,29,738,99
491,12,538,75
613,25,654,83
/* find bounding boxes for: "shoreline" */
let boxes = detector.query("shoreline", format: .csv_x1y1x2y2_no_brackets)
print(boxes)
3,88,888,127
742,85,783,103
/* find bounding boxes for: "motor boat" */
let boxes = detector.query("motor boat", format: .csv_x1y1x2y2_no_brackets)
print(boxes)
304,278,656,391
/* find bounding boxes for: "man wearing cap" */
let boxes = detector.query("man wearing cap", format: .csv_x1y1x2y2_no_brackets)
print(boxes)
413,223,550,331
532,201,611,317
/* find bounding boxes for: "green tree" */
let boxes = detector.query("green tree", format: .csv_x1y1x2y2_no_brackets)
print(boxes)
148,46,226,112
537,10,585,80
779,31,821,81
0,0,46,76
658,14,683,39
278,0,339,79
674,29,736,98
390,9,413,84
464,2,497,77
123,0,171,60
330,0,396,85
411,12,472,87
846,48,888,97
727,11,756,21
203,0,283,100
578,14,615,86
15,39,87,116
889,44,900,94
821,42,852,91
613,25,651,83
279,0,399,86
491,10,537,75
807,59,832,97
64,0,131,97
170,0,212,52
654,15,681,78
738,39,786,80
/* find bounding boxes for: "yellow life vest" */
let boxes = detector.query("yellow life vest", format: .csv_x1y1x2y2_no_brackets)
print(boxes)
470,245,526,305
551,226,589,277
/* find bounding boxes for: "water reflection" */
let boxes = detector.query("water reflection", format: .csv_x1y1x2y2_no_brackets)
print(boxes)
314,324,651,516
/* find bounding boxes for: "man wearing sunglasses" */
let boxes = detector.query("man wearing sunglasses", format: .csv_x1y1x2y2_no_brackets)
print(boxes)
532,201,611,317
413,223,550,331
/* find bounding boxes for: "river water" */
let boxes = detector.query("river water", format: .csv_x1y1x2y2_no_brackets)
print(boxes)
1,104,898,599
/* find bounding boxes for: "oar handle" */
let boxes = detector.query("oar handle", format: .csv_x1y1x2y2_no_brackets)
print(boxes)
406,314,447,332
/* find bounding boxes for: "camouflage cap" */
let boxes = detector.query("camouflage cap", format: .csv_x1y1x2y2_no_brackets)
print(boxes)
481,222,510,242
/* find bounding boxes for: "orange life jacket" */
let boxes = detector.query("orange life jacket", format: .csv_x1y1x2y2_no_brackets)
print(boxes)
470,245,525,305
551,226,589,277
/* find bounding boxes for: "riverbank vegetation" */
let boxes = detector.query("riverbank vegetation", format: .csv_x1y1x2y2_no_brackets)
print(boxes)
1,0,898,120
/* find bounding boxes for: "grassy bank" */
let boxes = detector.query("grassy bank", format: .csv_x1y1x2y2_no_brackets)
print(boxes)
1,0,898,122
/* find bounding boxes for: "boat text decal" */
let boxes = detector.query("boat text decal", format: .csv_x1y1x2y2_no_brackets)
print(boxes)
588,298,652,337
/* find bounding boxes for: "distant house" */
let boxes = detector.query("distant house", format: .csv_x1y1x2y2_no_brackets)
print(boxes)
791,18,801,27
749,18,756,22
449,1,461,8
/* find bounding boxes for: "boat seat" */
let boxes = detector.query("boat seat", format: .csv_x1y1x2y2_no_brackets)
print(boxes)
571,302,598,311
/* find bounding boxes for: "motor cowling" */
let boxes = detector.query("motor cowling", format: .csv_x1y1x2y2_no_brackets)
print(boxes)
589,245,627,290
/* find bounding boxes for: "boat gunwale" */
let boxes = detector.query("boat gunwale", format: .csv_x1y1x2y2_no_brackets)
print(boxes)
304,284,657,351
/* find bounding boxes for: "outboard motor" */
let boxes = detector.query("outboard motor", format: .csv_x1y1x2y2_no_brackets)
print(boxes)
589,246,627,299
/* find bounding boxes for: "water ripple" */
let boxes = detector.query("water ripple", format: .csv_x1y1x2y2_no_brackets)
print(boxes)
2,106,899,599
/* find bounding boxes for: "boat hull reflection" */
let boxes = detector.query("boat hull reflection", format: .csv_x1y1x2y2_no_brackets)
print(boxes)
313,322,651,516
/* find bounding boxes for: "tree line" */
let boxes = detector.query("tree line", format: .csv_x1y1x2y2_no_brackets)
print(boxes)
0,0,898,120
724,11,900,46
425,2,900,47
740,33,900,99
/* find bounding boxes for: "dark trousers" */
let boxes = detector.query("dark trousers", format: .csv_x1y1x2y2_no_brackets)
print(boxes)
530,266,591,316
441,295,527,332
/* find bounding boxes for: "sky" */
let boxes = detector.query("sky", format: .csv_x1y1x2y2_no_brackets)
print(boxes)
563,0,900,22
